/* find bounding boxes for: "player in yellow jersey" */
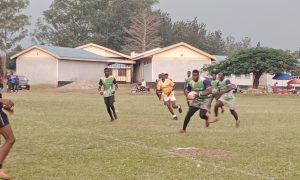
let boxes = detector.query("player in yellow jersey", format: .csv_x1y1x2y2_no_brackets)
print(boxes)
157,73,182,120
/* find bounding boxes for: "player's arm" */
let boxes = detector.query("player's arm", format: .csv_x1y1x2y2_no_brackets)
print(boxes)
0,99,14,108
98,79,104,95
113,78,118,92
184,83,192,97
156,83,162,100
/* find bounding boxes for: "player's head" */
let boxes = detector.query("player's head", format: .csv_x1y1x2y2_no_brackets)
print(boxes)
212,74,217,80
192,69,200,81
161,73,166,80
165,73,169,79
187,71,191,77
218,72,225,81
104,68,110,77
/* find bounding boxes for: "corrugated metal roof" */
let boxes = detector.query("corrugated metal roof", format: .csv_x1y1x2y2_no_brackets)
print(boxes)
39,45,109,60
108,63,131,69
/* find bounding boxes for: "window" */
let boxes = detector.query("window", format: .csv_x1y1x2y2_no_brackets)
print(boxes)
235,75,241,78
118,69,127,77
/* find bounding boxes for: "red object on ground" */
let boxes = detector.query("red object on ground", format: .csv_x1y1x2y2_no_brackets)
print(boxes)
287,79,300,85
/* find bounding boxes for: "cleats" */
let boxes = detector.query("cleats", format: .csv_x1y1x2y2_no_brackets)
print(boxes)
178,105,182,113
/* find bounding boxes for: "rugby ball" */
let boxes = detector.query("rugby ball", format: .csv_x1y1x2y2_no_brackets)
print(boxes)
187,91,198,100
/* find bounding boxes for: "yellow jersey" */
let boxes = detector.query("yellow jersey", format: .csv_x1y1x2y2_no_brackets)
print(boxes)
157,79,175,97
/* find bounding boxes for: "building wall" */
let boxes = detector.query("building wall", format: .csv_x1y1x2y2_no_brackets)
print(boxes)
16,49,58,85
111,68,132,83
133,58,152,83
58,60,108,82
134,46,212,83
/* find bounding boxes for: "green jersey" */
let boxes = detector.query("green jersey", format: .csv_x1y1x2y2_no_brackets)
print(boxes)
218,79,234,100
211,80,218,89
187,79,211,99
184,76,193,89
99,76,116,97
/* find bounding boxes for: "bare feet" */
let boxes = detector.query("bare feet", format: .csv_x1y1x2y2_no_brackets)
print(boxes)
235,120,240,128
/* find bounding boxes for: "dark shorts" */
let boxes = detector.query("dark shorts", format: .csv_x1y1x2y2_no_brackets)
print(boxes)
0,110,9,128
104,96,115,106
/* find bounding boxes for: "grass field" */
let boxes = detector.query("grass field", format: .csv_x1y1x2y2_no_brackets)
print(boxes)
3,88,300,179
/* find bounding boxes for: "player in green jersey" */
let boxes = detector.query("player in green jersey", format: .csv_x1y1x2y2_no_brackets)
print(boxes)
99,68,118,122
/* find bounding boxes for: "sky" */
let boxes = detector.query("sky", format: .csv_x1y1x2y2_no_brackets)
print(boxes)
22,0,300,51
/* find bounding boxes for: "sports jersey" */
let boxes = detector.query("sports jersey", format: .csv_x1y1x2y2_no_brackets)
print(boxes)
218,79,234,100
186,79,211,99
99,76,117,97
184,76,193,89
157,79,175,97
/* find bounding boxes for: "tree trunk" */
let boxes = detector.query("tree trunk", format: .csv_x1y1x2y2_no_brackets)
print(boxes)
253,72,262,89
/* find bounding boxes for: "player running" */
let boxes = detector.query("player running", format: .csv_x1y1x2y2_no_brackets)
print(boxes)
99,68,118,122
157,73,182,120
184,71,192,106
213,72,240,128
0,98,16,180
180,70,212,133
208,74,224,113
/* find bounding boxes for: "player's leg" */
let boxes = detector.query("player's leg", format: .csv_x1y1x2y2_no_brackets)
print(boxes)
104,97,114,121
165,99,177,119
170,100,182,114
207,97,214,114
0,115,16,180
199,109,210,127
180,106,199,133
228,100,240,128
110,96,118,120
213,100,224,122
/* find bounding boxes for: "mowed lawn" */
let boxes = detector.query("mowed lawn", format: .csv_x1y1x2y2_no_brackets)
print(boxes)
3,89,300,179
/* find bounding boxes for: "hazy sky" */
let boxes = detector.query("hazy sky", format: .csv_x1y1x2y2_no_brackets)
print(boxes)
22,0,300,51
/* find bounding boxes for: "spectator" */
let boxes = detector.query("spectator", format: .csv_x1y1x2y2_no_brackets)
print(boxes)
9,72,17,93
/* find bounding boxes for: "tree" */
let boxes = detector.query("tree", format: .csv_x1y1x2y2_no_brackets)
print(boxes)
225,36,252,54
32,0,158,50
205,47,297,89
122,10,161,54
0,0,30,75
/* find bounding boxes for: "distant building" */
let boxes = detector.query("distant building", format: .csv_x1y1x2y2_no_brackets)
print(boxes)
76,43,133,83
132,42,215,84
11,45,134,86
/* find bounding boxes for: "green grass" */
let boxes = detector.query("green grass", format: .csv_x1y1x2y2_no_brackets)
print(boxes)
3,90,300,179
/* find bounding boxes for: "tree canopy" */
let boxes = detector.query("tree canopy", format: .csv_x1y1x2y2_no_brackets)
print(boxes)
0,0,30,74
32,0,158,50
205,47,298,88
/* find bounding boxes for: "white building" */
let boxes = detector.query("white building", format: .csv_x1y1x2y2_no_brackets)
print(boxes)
11,45,134,86
132,42,215,84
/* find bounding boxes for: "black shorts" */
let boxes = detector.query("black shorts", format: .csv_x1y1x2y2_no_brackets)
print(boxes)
104,96,115,106
0,110,9,128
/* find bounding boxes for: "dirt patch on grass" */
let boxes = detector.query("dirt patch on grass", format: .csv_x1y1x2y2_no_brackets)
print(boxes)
169,147,237,157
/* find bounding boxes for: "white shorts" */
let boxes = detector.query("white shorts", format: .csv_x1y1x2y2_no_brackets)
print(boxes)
219,95,235,110
163,95,176,102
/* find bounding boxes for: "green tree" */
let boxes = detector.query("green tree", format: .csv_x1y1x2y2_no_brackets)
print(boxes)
205,47,297,89
0,0,30,74
32,0,158,51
